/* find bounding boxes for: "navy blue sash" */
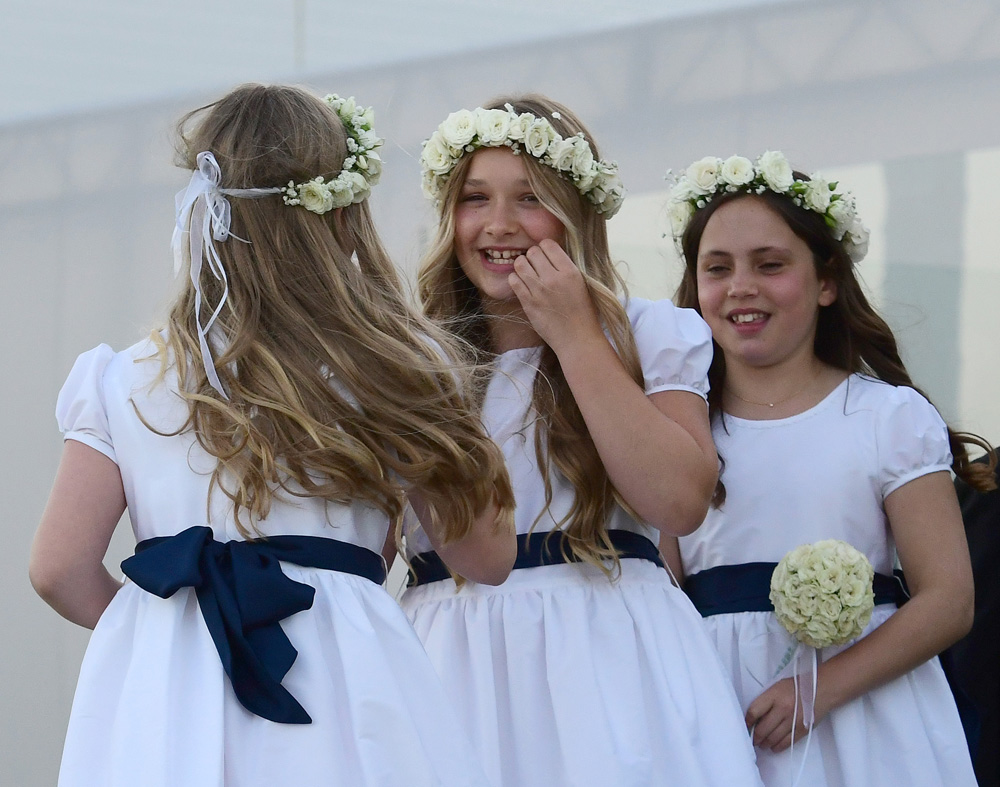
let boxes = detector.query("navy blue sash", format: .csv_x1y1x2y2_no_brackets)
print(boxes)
407,529,663,587
121,525,385,724
684,561,909,617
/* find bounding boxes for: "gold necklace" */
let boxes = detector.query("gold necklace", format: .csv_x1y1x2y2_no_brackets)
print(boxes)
726,371,821,409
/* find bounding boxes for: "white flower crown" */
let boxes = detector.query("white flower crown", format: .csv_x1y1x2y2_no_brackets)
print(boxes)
666,151,870,263
280,94,384,215
420,105,625,218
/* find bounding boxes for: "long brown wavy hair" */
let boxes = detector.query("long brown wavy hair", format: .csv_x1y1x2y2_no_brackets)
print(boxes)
156,83,514,542
418,94,644,571
674,186,996,493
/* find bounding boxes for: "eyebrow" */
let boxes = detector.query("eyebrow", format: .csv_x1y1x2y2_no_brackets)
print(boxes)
699,245,791,257
462,178,533,188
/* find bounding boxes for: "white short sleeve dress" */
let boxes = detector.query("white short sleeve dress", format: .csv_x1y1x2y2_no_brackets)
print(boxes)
55,338,494,787
399,298,764,787
679,374,977,786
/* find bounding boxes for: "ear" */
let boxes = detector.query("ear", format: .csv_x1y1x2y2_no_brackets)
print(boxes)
818,275,838,307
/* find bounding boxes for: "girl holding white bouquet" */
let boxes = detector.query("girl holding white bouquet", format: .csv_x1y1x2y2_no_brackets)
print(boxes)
397,95,763,787
669,150,996,786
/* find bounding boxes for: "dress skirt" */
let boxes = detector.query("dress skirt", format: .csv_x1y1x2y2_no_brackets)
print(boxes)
703,606,977,786
58,565,493,787
401,558,763,787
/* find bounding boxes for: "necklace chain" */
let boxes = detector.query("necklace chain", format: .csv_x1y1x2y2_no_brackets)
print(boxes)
726,371,821,409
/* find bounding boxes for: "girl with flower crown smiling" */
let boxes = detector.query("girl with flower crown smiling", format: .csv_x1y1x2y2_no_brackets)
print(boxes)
396,95,763,787
670,152,996,786
29,83,517,787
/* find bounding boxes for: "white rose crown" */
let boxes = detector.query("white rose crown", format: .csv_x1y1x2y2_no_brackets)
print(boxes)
420,105,625,218
666,151,870,263
280,94,384,214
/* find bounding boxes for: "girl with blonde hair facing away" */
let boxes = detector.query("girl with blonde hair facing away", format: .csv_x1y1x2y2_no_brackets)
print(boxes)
397,94,763,787
30,83,515,787
670,151,995,786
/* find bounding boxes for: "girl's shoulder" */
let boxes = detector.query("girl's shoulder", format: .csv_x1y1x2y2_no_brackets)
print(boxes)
623,296,711,343
844,374,943,422
622,297,712,398
844,374,952,494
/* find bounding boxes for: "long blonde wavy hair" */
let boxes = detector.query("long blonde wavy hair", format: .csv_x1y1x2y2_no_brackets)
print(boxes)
418,94,643,571
158,83,513,543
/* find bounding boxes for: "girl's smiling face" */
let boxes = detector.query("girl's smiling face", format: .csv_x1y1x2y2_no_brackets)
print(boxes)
453,147,565,312
695,196,838,372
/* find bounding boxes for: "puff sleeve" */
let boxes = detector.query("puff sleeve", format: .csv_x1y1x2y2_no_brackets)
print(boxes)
875,384,952,499
55,344,117,464
625,297,713,399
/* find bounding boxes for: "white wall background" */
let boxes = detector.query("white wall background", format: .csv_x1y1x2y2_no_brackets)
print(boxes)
3,0,1000,783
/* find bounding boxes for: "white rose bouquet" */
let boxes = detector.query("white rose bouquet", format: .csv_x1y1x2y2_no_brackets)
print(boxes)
769,539,876,649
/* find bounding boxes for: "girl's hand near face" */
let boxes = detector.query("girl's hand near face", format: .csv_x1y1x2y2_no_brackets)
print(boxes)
509,239,717,536
508,239,604,355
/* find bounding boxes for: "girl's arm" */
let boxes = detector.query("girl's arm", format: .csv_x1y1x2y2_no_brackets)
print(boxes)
406,492,516,586
746,470,974,751
510,239,718,536
29,440,127,629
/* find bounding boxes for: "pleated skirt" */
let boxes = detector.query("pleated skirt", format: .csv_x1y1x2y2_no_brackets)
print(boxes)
59,566,493,786
703,607,977,787
401,559,764,787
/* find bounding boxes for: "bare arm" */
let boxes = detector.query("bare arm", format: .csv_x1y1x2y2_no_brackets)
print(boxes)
747,471,974,750
407,492,516,586
29,440,127,629
510,239,718,535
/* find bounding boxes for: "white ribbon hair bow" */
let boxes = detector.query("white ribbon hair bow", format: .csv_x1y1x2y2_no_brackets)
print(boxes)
170,151,280,398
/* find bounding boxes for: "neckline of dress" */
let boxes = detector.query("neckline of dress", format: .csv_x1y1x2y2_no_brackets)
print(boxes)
720,375,852,428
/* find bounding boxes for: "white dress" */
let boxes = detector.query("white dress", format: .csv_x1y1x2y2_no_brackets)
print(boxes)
400,299,763,787
679,374,977,786
55,339,494,787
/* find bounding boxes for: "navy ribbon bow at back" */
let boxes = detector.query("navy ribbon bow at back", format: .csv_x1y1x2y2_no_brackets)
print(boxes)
121,525,385,724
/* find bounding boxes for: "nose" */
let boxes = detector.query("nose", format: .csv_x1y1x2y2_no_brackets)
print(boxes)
727,267,758,298
485,200,516,238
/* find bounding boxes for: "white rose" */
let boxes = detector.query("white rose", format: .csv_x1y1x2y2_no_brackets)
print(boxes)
844,219,870,263
356,129,381,153
475,108,512,145
524,120,556,158
298,180,335,214
669,178,700,204
598,185,624,217
421,135,455,176
667,199,695,237
439,109,477,149
360,151,382,182
827,197,854,239
327,176,356,208
575,166,597,193
757,150,794,192
507,113,534,143
685,156,722,195
804,177,833,212
547,138,577,173
336,96,357,123
360,106,375,127
816,562,846,594
569,136,595,178
720,155,755,187
421,173,444,201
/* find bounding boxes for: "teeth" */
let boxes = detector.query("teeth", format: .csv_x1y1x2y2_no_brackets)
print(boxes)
732,312,765,323
484,249,524,261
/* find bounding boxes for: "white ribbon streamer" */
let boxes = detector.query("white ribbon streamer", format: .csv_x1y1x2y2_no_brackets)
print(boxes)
170,152,280,398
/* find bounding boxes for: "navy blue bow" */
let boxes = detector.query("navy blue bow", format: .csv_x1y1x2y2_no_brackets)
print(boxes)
122,526,385,724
